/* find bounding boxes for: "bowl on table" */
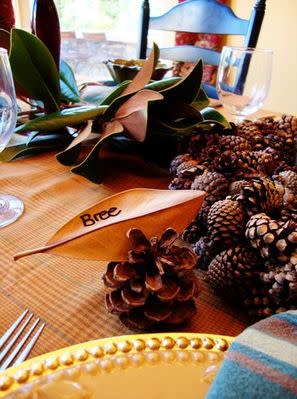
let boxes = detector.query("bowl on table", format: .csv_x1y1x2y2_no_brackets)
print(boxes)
103,58,172,83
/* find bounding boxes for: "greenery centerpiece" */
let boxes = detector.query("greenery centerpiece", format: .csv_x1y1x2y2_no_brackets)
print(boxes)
0,0,230,183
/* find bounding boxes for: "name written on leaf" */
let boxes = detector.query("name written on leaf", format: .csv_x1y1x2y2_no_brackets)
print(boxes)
80,207,121,227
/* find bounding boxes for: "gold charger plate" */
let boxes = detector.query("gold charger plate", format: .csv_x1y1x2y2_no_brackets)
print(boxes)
0,333,233,399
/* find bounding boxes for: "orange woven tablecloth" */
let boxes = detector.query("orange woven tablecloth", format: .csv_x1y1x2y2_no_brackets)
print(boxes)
0,148,250,359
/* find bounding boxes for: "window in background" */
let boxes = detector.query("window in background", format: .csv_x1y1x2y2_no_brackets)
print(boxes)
14,0,176,81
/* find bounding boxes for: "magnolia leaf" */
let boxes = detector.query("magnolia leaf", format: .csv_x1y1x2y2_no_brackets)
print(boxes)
121,43,159,96
69,120,124,183
9,28,60,111
63,120,93,151
192,88,210,111
60,59,80,103
115,89,163,120
100,81,131,105
15,105,108,133
145,77,181,92
119,110,147,142
156,102,203,130
14,188,205,261
201,107,231,128
159,60,203,104
0,133,70,161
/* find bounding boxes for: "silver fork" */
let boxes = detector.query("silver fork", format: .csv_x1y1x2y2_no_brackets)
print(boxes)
0,309,45,371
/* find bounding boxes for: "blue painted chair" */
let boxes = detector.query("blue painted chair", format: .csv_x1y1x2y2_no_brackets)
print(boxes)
138,0,266,99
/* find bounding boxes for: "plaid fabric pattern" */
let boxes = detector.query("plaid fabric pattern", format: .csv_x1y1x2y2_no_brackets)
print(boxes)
0,150,249,358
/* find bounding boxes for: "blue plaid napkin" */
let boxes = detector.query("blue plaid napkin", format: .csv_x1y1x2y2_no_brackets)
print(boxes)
206,311,297,399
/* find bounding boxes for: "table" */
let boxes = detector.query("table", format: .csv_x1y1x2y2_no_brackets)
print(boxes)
0,109,271,359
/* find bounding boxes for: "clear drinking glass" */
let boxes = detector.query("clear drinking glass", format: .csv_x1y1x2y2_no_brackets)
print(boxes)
216,46,273,120
0,48,24,228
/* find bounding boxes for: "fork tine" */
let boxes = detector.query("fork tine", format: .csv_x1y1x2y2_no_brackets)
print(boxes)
0,318,41,371
12,322,46,367
0,312,33,363
0,309,29,349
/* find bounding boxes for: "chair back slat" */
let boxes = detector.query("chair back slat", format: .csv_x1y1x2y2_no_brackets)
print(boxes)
159,46,221,65
150,0,249,35
138,0,266,99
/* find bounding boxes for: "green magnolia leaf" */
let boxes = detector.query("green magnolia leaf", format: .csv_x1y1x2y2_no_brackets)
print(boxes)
201,107,231,128
191,88,210,111
100,81,131,105
159,60,203,104
15,105,108,133
144,77,181,92
9,28,60,111
0,133,71,162
156,102,203,132
60,59,80,103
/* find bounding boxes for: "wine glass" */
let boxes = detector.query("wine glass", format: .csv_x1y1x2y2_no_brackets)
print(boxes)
0,48,24,228
216,46,273,121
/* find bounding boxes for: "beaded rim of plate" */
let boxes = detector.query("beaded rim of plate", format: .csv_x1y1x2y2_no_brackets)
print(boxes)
0,333,232,396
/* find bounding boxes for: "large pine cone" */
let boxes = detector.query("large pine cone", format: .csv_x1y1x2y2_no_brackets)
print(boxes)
207,199,247,249
237,177,285,217
103,228,200,330
237,149,281,176
206,245,261,296
245,213,297,265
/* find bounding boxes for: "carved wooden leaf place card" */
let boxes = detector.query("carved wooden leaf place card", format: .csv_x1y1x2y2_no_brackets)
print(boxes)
14,188,205,262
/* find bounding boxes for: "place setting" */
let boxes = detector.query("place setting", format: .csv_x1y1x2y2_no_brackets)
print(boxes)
0,0,296,398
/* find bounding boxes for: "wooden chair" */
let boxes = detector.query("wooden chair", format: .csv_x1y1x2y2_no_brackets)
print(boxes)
138,0,266,98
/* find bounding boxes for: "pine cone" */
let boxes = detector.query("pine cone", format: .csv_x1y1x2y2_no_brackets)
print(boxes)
259,115,296,165
169,176,193,190
280,208,297,223
191,171,229,206
242,286,278,319
182,217,206,244
237,177,285,217
237,149,281,176
228,180,249,196
273,170,297,196
207,199,247,249
245,213,297,264
236,121,265,150
260,262,297,305
211,151,240,177
169,153,193,175
220,135,252,153
206,245,261,296
191,171,229,225
192,236,217,270
103,228,200,330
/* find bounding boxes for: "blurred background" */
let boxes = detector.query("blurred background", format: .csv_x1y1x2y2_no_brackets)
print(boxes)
12,0,297,114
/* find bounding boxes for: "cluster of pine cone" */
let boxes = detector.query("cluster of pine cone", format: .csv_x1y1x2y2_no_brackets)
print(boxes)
169,115,297,318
